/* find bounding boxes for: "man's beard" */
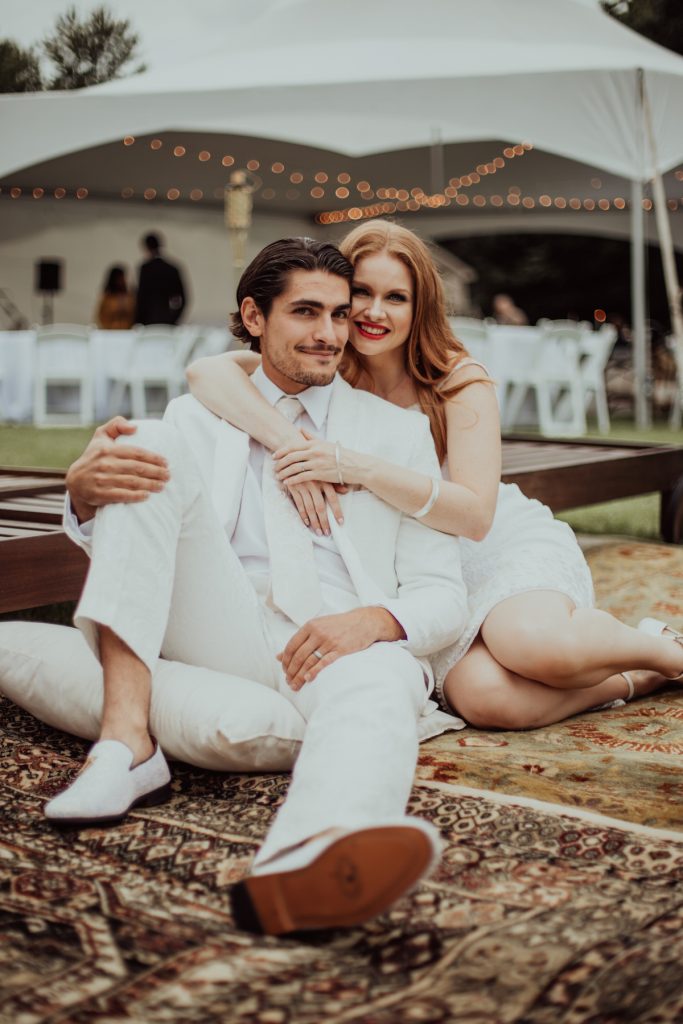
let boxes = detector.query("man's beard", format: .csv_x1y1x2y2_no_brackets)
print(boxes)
270,349,341,387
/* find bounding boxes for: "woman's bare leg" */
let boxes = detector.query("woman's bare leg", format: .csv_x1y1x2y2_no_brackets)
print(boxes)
480,591,683,687
443,639,650,730
442,591,682,730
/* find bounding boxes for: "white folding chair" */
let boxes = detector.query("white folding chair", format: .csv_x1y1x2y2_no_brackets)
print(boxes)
578,324,617,433
108,324,200,418
185,327,235,365
496,327,586,436
448,317,491,366
33,324,94,426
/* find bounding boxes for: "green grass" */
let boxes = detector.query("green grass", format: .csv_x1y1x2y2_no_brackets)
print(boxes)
0,424,96,470
559,494,659,539
2,416,683,539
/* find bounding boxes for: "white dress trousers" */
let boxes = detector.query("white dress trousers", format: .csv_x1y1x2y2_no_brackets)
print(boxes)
74,420,427,865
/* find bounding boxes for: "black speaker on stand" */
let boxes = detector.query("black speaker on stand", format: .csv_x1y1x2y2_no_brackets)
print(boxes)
35,259,63,324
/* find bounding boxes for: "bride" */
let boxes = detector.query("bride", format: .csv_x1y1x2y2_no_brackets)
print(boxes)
186,220,683,727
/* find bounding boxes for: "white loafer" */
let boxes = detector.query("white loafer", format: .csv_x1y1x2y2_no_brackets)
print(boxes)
231,817,441,935
44,739,171,825
638,617,683,680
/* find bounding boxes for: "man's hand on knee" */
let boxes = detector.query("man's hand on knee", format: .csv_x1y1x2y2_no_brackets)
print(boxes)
278,607,406,690
66,416,170,523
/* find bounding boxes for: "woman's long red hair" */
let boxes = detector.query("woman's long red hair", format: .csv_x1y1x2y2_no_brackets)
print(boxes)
339,220,485,464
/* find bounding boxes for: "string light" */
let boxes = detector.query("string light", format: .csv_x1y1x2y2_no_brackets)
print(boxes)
8,141,678,219
7,180,677,216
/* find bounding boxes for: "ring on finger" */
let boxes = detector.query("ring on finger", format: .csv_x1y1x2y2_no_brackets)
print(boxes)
313,650,324,660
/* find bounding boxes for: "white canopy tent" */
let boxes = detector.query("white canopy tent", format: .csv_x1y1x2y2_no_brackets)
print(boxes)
2,0,682,422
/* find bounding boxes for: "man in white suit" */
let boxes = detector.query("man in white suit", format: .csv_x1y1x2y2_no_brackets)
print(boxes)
47,238,467,935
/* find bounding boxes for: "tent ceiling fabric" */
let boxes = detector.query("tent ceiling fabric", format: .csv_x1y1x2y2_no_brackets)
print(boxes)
1,0,683,179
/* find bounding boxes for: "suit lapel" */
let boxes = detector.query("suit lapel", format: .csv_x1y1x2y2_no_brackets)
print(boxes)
325,376,362,523
210,419,250,528
326,377,389,605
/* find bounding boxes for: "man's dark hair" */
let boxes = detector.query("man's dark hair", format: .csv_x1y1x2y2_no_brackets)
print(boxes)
230,237,353,350
143,233,162,254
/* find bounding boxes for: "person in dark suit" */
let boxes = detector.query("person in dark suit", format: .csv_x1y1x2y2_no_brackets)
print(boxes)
135,233,188,325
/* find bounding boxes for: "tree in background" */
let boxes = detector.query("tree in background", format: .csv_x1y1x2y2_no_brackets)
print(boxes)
0,40,43,92
601,0,683,56
0,5,144,92
43,6,144,89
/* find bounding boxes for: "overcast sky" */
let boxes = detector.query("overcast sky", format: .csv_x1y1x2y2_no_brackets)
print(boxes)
2,0,273,71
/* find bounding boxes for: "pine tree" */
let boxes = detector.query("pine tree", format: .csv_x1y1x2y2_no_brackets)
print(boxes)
0,40,43,92
43,5,145,90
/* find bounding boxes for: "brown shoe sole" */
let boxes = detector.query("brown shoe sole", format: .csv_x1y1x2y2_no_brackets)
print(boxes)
230,825,434,935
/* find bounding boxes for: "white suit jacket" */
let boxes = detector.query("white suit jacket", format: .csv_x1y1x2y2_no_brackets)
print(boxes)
162,376,468,672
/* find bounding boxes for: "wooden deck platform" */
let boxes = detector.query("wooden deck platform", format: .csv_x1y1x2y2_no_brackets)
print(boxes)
2,436,683,614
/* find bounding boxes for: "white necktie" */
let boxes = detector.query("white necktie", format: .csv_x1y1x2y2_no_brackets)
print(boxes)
261,395,322,625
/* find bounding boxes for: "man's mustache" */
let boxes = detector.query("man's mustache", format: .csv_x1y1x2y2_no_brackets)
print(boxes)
295,345,343,355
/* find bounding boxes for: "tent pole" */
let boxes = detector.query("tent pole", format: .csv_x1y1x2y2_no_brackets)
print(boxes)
640,74,683,430
631,176,649,429
430,128,445,195
631,69,650,429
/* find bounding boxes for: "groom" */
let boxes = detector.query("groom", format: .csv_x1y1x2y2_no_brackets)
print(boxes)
49,237,467,935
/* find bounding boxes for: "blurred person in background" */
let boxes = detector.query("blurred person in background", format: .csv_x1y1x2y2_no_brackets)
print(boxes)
135,232,188,325
492,293,528,326
95,266,136,330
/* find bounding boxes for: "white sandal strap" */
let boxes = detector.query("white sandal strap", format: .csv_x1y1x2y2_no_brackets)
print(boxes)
621,671,635,701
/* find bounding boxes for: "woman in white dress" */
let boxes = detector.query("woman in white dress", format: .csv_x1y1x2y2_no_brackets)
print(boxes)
187,221,683,727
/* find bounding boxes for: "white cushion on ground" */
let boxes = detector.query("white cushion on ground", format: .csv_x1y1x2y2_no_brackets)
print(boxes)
0,621,305,772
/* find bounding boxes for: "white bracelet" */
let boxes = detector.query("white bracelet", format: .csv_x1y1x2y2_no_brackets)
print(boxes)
413,477,440,519
335,441,345,486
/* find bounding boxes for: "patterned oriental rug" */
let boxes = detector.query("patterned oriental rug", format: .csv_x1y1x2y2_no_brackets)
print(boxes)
2,539,683,1022
419,539,683,831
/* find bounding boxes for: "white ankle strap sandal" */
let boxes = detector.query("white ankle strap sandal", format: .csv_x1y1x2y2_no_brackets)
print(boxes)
637,617,683,680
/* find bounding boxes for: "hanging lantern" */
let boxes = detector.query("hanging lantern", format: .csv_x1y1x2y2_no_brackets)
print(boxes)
224,169,258,271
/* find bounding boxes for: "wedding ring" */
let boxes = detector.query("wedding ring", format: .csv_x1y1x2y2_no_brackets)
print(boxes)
313,650,323,660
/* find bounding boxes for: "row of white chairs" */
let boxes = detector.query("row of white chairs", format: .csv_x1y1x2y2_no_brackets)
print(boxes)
449,317,618,436
8,323,236,426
